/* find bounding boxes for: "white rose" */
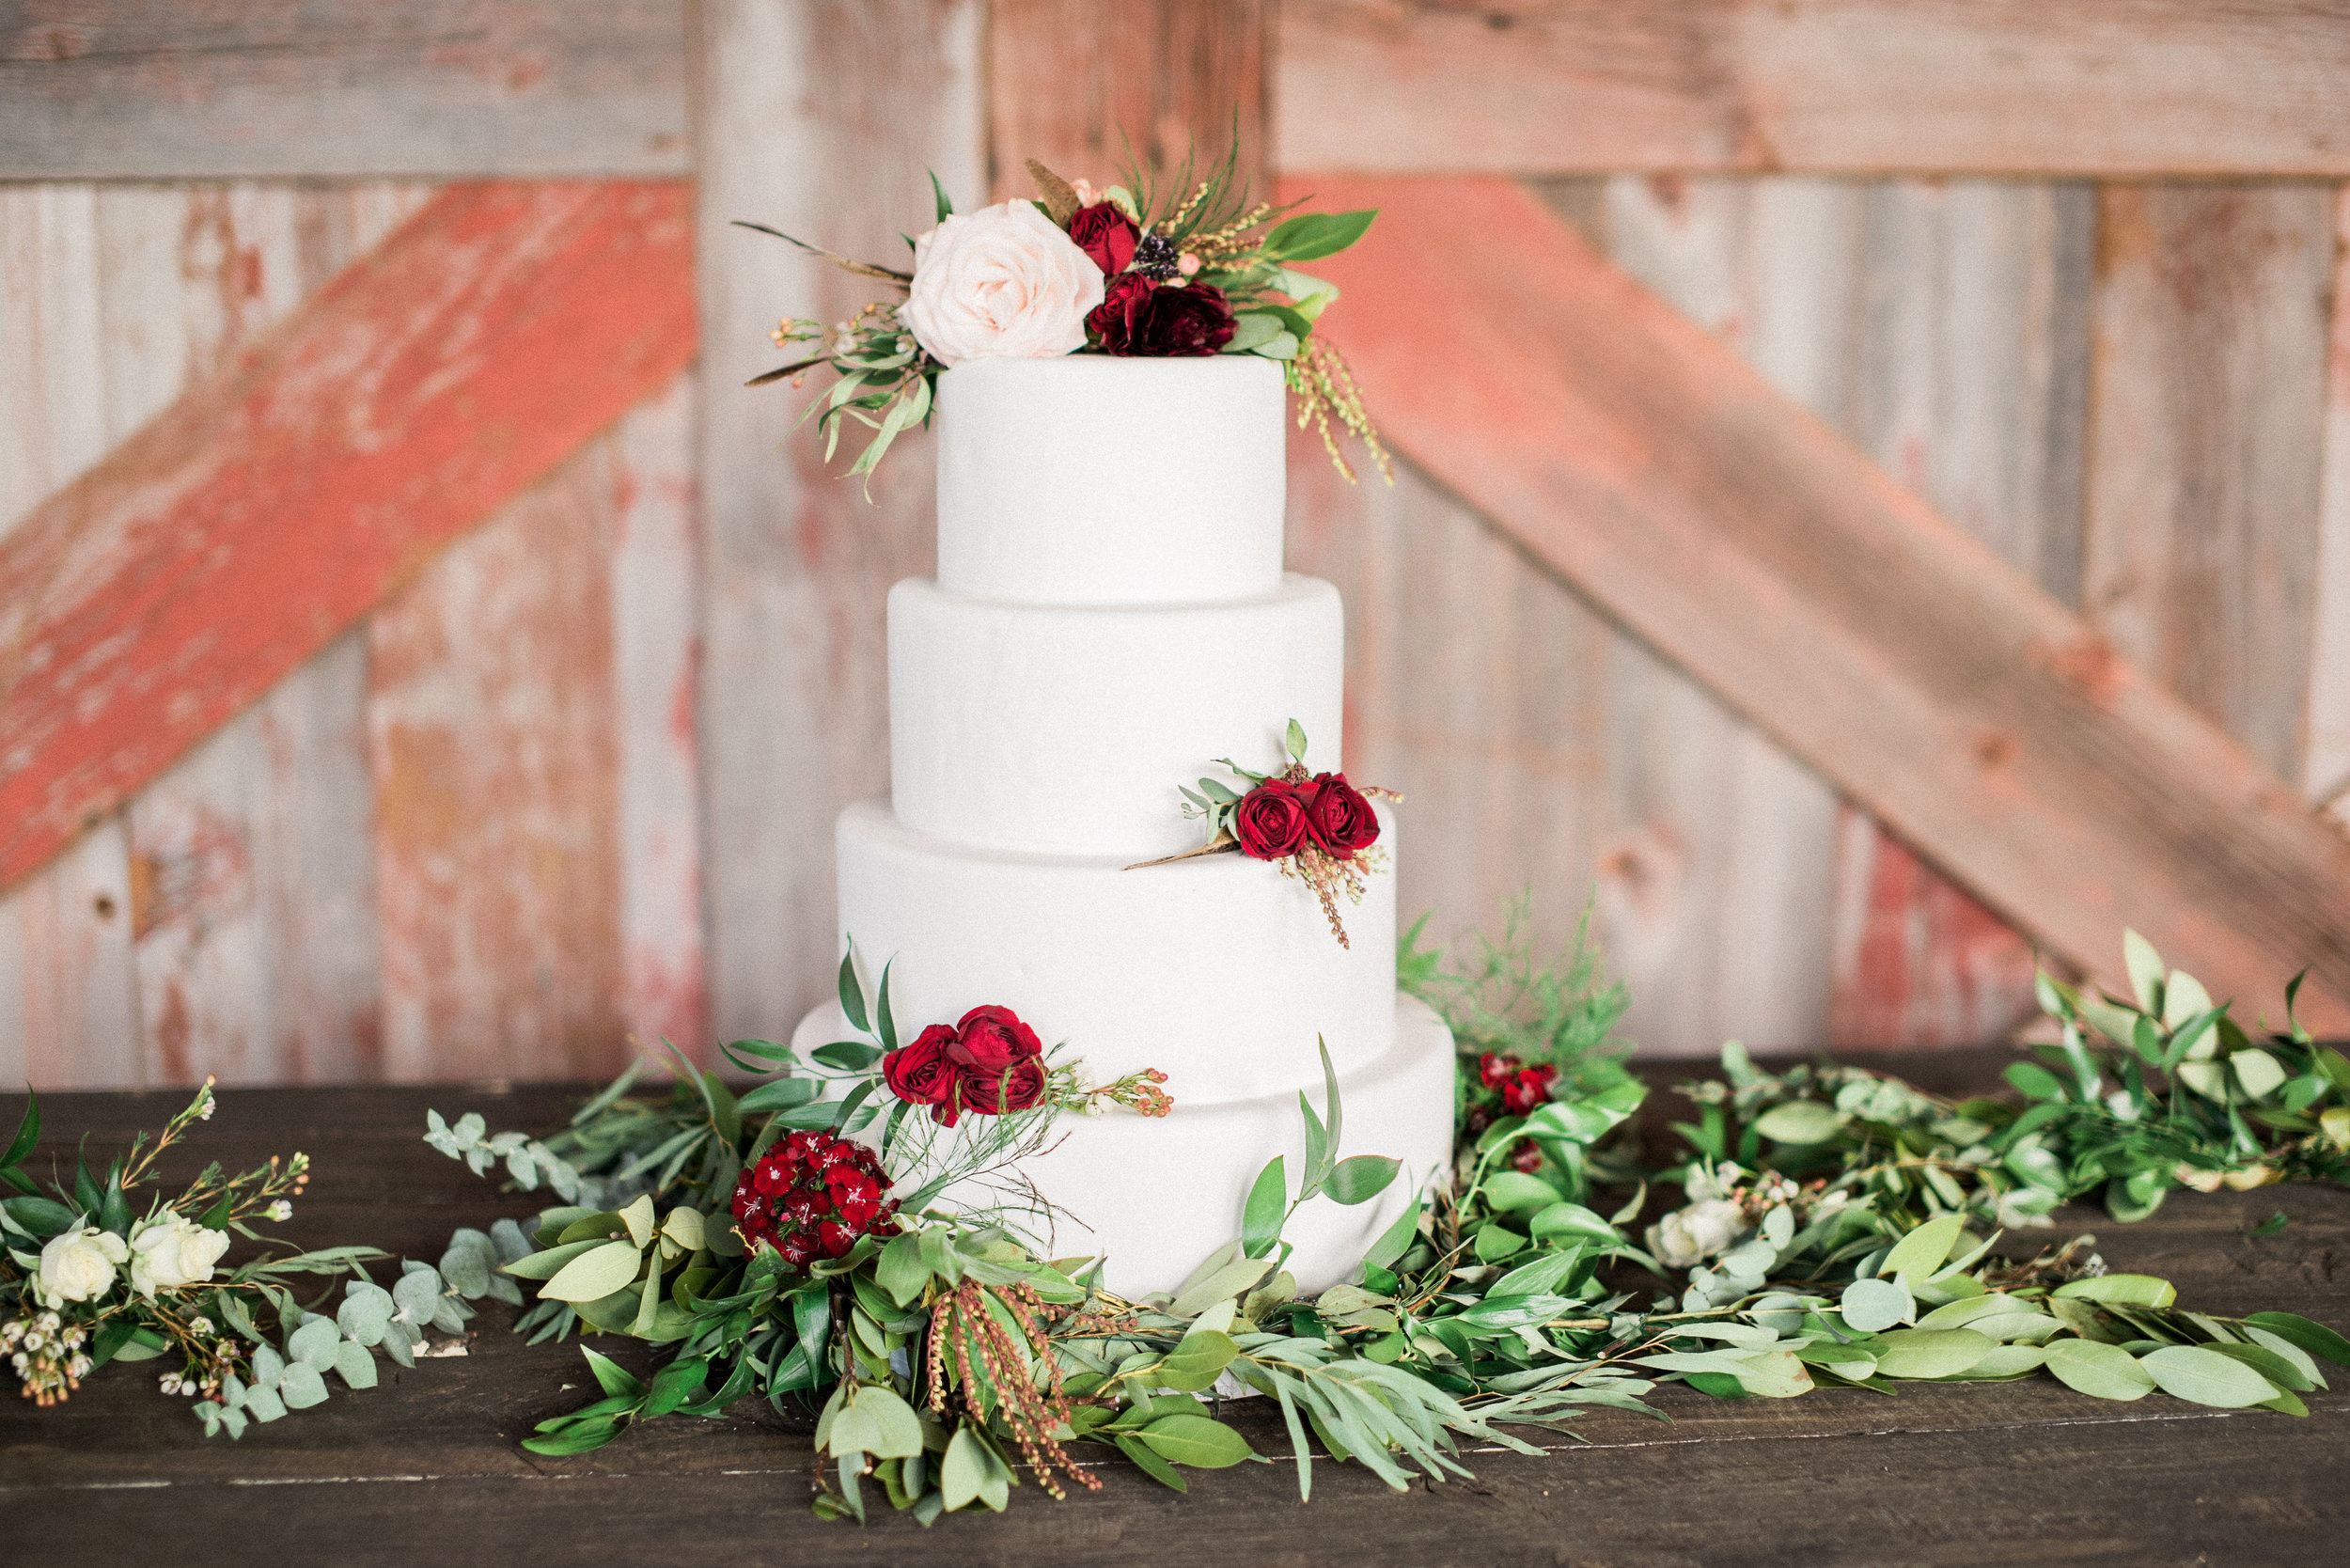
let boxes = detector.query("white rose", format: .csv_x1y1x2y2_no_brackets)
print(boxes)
1645,1199,1746,1270
902,200,1104,367
37,1226,128,1309
128,1213,230,1297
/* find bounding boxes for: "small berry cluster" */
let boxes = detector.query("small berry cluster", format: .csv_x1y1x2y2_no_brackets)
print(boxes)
5,1311,92,1406
730,1131,902,1269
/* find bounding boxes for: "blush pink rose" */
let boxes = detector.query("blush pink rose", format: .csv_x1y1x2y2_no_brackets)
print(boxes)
904,200,1104,366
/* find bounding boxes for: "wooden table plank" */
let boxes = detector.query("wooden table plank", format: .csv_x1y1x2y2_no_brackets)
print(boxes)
4,1067,2343,1564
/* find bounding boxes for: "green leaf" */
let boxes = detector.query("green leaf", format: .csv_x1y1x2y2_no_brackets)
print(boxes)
1263,209,1378,263
542,1240,645,1304
2055,1274,2177,1309
701,1073,742,1147
1241,1157,1287,1260
876,1232,932,1309
1,1094,38,1169
1114,1432,1188,1492
2042,1337,2156,1400
1840,1277,1914,1334
1528,1201,1622,1245
1170,1257,1274,1319
837,949,869,1033
736,1076,821,1114
2122,929,2166,1012
288,1317,339,1371
1872,1328,1996,1380
522,1416,623,1455
1752,1100,1843,1145
278,1362,330,1411
333,1339,378,1390
941,1426,1008,1512
1156,1330,1241,1393
1488,1250,1583,1300
1480,1171,1559,1215
2138,1344,2280,1408
874,960,899,1051
845,1385,924,1459
437,1228,497,1298
2004,1061,2067,1101
504,1237,604,1280
1884,1214,1966,1285
1137,1412,1255,1468
812,1041,885,1072
2243,1312,2350,1368
1287,718,1310,762
582,1344,646,1400
2203,1341,2316,1393
1362,1195,1421,1271
928,168,954,224
1324,1155,1401,1206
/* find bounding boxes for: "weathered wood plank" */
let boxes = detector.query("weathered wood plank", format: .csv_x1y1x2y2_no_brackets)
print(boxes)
988,0,1271,198
0,0,690,180
1826,179,2094,1045
2301,185,2350,825
2,182,431,1088
0,818,140,1089
131,632,382,1086
1287,174,2350,1029
693,0,982,1048
0,180,697,898
1277,1,2350,178
368,439,629,1085
2083,184,2338,785
612,374,710,1055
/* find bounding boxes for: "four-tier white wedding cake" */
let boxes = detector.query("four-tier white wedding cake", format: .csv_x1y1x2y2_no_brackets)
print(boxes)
791,353,1456,1295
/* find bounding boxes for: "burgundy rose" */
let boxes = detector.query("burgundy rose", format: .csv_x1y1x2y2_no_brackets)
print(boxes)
1232,779,1309,859
883,1023,959,1106
1068,201,1139,276
1093,279,1236,356
960,1055,1048,1116
951,1004,1042,1074
1302,772,1380,860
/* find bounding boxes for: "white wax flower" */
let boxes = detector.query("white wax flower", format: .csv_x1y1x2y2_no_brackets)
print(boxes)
903,200,1104,367
36,1226,128,1309
1645,1199,1746,1270
128,1213,230,1297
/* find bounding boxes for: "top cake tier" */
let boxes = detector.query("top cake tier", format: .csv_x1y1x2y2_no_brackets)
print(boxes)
934,356,1287,605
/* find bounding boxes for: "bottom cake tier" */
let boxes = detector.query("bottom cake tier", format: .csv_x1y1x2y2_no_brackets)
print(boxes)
789,993,1457,1297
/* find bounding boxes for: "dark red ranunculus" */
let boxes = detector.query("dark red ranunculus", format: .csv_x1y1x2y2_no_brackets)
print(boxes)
951,1004,1042,1074
883,1023,959,1106
1087,272,1154,348
959,1055,1048,1115
1232,779,1309,859
1302,772,1380,860
1092,279,1236,356
1501,1063,1558,1117
1069,201,1139,276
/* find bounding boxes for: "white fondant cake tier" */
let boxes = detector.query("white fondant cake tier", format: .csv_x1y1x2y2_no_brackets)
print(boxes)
933,357,1287,606
833,797,1399,1101
791,994,1458,1297
888,574,1343,858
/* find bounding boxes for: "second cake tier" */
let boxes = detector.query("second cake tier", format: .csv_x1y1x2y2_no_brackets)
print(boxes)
889,573,1343,858
834,798,1399,1103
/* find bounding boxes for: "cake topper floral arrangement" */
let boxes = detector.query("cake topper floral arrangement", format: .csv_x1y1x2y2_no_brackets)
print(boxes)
743,140,1391,485
1130,719,1397,949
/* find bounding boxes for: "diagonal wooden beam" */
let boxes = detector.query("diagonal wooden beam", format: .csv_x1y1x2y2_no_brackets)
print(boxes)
0,180,697,895
1290,174,2350,1030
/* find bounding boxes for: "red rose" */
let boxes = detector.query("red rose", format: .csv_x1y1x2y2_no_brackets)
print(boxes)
960,1055,1048,1115
1302,772,1380,859
1069,201,1139,276
883,1023,959,1105
1092,278,1236,356
951,1004,1042,1074
1232,779,1309,859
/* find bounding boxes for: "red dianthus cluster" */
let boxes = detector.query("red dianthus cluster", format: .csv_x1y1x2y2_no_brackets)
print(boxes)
1468,1052,1561,1174
729,1130,901,1268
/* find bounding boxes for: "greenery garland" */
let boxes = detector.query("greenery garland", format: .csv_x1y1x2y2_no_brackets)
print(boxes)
6,916,2346,1524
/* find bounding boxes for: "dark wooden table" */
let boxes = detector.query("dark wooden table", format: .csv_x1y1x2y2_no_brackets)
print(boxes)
5,1052,2344,1567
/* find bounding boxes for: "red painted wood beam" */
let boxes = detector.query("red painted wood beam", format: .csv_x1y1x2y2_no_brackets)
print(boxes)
1289,175,2350,1029
0,180,696,894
